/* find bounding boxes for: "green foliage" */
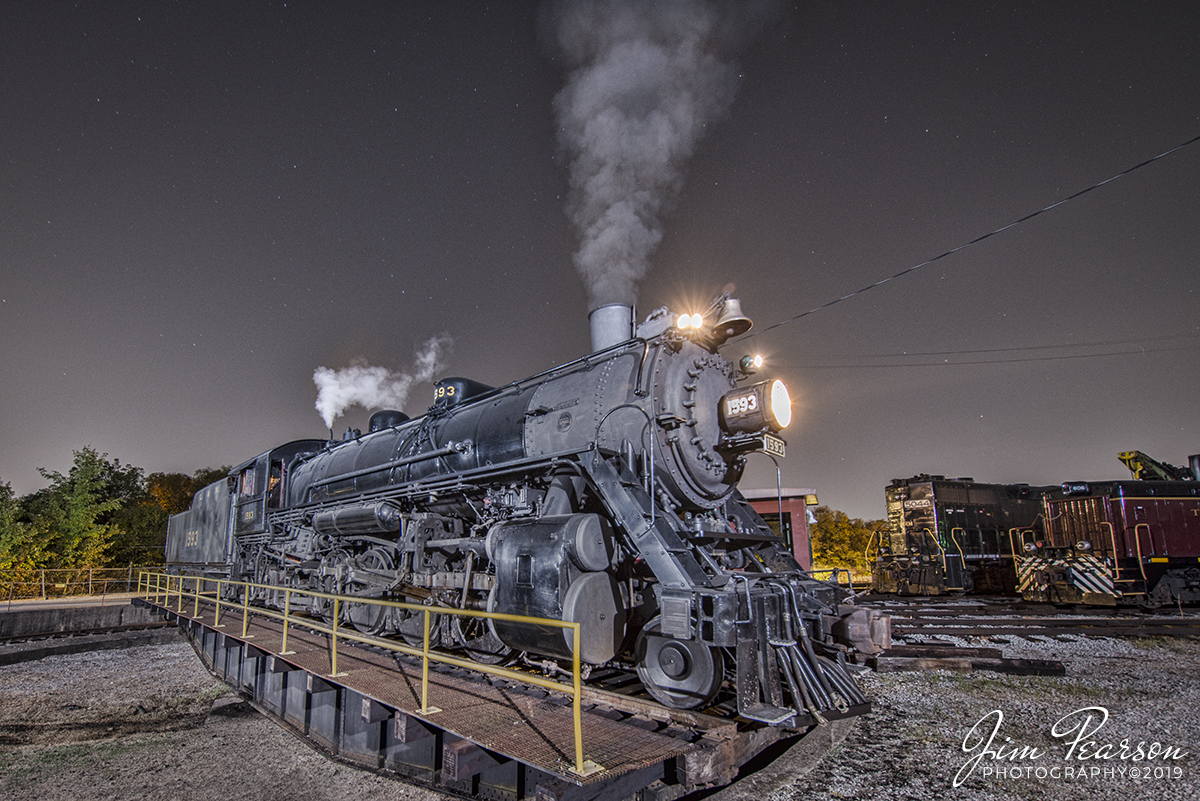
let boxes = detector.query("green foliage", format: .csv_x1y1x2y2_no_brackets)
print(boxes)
107,467,228,566
27,448,124,569
0,451,227,573
107,498,170,568
810,505,888,574
0,481,43,575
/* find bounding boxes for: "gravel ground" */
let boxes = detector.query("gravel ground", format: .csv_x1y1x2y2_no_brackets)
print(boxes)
0,640,444,801
759,634,1200,801
1,634,1196,801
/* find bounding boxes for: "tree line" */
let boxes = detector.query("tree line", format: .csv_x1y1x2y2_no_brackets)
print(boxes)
808,505,889,576
0,448,226,574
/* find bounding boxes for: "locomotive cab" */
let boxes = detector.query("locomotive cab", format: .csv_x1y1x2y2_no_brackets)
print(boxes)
232,439,325,537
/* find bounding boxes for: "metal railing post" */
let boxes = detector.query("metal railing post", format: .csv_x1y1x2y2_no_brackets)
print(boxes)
421,609,431,712
419,608,440,714
241,583,252,639
280,588,293,654
573,623,584,775
214,580,224,628
330,598,341,676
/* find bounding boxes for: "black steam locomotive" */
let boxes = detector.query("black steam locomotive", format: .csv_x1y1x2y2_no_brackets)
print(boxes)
165,297,886,727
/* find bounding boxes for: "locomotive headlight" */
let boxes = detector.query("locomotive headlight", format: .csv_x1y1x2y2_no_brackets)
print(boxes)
677,312,704,330
719,379,792,434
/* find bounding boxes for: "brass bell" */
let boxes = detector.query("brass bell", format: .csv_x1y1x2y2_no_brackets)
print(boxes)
711,297,753,339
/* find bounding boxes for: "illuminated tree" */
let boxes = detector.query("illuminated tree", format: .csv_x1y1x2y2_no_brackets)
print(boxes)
810,506,886,575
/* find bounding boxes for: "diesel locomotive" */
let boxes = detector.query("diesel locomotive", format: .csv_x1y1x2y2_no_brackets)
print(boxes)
165,297,887,727
869,476,1052,595
1019,469,1200,606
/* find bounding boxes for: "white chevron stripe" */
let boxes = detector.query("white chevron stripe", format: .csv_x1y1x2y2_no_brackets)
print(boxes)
1016,554,1118,598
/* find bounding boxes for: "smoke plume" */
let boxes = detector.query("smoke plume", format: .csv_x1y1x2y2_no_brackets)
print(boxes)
313,334,453,428
547,0,774,309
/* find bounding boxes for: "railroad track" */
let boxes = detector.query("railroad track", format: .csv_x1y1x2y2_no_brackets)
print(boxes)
0,622,181,666
865,595,1200,639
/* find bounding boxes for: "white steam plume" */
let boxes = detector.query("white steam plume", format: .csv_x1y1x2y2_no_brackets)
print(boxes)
313,334,453,428
548,0,776,309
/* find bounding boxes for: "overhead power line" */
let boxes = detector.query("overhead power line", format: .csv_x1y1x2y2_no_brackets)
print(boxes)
750,133,1200,339
804,332,1200,360
782,341,1200,369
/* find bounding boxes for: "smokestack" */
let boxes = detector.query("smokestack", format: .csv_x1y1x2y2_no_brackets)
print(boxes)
589,303,633,352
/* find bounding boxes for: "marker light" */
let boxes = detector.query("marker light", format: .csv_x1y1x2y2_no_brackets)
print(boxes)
739,354,764,374
1075,540,1092,551
719,378,792,434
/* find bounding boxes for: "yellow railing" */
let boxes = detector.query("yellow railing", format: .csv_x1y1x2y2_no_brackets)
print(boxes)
136,571,601,777
2,566,161,604
809,567,870,588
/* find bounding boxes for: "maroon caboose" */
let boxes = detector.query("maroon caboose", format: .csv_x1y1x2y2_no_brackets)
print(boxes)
1018,480,1200,606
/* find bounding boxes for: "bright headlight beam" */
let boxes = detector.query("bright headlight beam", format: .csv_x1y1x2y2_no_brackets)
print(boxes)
719,379,793,435
769,379,792,429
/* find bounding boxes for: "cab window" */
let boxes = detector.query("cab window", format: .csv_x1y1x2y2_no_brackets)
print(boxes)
239,466,256,496
267,460,283,508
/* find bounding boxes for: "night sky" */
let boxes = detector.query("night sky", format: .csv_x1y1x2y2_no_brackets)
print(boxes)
3,1,1197,521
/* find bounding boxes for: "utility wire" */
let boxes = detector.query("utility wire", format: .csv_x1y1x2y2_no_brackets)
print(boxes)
782,342,1200,369
805,332,1200,360
749,133,1200,339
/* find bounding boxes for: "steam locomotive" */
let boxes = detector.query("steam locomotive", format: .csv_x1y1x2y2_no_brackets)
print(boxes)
165,297,887,727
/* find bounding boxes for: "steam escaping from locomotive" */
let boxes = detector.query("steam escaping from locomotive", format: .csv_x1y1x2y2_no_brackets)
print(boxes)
548,0,775,311
313,334,452,428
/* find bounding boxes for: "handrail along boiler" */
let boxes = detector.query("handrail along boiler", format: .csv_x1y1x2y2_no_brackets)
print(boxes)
166,297,886,726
